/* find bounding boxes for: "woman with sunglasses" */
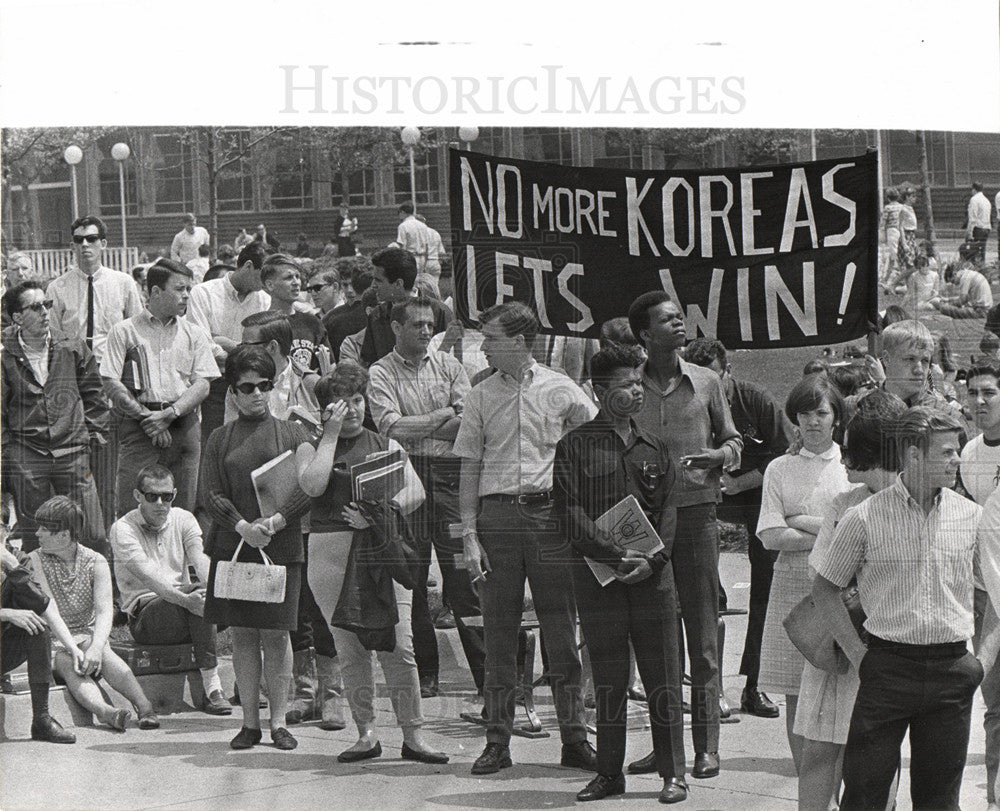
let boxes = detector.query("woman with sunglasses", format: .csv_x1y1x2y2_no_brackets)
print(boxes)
199,344,313,751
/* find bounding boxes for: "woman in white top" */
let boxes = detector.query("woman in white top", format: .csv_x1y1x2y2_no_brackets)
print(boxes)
796,390,905,810
756,374,851,774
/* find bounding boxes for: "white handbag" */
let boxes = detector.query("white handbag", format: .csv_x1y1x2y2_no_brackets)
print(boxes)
214,540,286,604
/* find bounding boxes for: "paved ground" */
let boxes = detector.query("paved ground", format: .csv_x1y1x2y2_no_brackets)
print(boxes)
0,552,991,809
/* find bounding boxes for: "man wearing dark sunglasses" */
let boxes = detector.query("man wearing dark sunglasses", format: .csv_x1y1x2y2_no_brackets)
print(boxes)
109,464,231,716
101,259,218,516
1,281,109,555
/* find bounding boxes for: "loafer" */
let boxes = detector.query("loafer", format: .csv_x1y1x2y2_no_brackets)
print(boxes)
692,752,720,779
420,676,439,699
230,726,263,750
627,686,647,702
30,715,76,744
740,687,779,718
471,742,512,774
627,751,657,774
719,693,740,724
577,772,626,802
138,712,160,730
203,690,233,716
338,740,382,763
561,739,598,771
401,742,449,764
270,727,298,750
659,777,689,804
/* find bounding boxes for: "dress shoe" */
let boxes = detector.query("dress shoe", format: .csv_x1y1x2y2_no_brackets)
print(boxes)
203,690,234,716
627,686,647,702
740,687,779,718
576,772,626,802
338,740,382,763
420,676,439,699
627,750,657,774
230,726,263,750
270,727,298,750
692,752,720,779
561,739,598,771
30,715,76,744
433,608,457,629
401,742,449,764
659,777,689,804
719,693,740,724
471,742,512,774
138,712,161,730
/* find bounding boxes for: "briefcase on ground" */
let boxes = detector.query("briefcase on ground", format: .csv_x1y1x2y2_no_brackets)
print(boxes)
214,540,286,603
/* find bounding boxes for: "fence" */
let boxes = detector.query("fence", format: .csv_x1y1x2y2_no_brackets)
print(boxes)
20,248,140,282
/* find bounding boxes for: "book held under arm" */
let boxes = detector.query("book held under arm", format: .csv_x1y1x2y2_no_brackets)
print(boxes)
586,494,664,587
351,449,406,503
251,449,298,517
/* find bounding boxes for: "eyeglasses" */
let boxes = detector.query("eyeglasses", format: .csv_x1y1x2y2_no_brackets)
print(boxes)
22,300,54,313
233,380,275,395
306,283,331,293
72,234,103,245
139,490,176,504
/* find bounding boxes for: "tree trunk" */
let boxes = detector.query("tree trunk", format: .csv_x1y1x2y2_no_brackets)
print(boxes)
918,130,936,246
205,128,218,259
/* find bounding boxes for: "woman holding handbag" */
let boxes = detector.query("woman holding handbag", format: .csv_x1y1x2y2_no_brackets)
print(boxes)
200,344,313,751
295,362,448,765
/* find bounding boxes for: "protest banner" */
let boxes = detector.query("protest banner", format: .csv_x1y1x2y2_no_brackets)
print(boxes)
448,148,879,349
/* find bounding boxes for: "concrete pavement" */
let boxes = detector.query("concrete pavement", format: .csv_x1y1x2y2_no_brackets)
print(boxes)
0,552,990,809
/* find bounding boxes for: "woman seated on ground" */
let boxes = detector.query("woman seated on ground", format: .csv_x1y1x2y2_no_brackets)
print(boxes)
756,374,851,775
295,362,448,765
27,496,159,732
199,344,313,752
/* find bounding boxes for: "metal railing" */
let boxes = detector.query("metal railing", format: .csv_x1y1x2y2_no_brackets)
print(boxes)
20,248,140,282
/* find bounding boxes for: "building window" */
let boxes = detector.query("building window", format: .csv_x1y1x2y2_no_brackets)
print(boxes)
594,131,644,169
98,158,138,217
332,167,375,207
215,130,254,212
270,140,313,209
813,130,875,161
394,147,441,205
522,128,573,164
887,131,948,187
149,133,196,214
466,127,507,158
953,132,1000,186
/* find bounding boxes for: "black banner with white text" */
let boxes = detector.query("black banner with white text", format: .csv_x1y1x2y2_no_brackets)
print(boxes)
448,148,879,349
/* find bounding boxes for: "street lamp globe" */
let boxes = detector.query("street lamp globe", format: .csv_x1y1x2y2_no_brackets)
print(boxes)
111,142,131,161
458,126,479,144
400,126,421,146
63,145,83,165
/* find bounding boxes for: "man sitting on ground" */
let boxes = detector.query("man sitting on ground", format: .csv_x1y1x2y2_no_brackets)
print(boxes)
109,464,231,715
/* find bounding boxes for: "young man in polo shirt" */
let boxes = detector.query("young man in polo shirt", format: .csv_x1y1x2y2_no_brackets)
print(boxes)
455,301,599,776
960,362,1000,505
101,259,218,516
627,291,743,780
814,407,998,810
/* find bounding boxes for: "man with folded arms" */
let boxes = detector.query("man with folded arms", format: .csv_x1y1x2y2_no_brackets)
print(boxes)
101,258,218,516
110,464,231,715
813,407,999,810
455,301,599,776
554,343,688,804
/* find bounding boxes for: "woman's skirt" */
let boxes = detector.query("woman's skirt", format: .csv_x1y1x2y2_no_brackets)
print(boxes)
204,558,302,631
757,550,812,695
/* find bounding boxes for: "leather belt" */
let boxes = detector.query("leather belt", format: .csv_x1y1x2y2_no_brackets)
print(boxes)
868,636,967,660
481,491,553,506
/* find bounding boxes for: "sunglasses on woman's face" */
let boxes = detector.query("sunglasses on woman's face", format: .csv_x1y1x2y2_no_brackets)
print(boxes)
72,234,103,244
139,490,177,503
233,380,275,395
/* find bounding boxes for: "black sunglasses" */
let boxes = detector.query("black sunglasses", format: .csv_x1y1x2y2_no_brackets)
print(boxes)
72,234,103,244
139,490,176,504
233,380,275,395
306,283,331,293
22,300,54,313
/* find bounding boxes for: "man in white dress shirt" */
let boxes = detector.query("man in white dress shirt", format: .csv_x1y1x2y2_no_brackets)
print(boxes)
170,213,211,266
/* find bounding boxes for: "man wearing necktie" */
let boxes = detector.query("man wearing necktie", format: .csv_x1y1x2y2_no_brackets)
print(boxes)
47,216,143,536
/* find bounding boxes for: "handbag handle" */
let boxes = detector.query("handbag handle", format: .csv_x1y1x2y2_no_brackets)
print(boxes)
230,539,276,567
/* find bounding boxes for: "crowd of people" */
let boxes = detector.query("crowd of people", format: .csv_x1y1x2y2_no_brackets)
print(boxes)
1,207,999,810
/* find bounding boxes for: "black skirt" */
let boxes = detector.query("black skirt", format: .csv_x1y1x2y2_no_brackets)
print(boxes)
204,558,302,632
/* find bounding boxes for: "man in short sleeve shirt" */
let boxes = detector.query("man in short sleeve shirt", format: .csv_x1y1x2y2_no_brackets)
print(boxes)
454,302,599,776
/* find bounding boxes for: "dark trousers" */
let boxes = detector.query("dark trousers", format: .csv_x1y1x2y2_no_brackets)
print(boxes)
3,444,106,555
129,597,219,670
289,542,337,658
199,377,228,450
1,624,52,684
841,642,984,811
971,226,991,264
717,498,777,687
477,497,586,745
90,413,118,536
116,412,201,517
573,561,686,778
673,503,720,753
410,456,486,693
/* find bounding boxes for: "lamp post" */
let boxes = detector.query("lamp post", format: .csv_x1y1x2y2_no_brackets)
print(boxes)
63,145,83,220
111,142,130,248
400,126,421,213
458,126,480,150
